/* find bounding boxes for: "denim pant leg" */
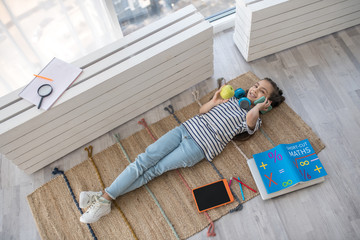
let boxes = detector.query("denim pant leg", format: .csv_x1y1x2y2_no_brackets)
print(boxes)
105,125,204,199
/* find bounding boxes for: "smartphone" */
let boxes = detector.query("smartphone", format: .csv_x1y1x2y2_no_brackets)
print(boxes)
192,179,234,213
254,96,272,114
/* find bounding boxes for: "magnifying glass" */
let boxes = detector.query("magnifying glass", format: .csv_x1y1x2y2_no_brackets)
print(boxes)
37,84,53,109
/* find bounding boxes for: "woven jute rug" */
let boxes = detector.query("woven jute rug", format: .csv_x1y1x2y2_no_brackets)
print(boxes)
27,72,325,240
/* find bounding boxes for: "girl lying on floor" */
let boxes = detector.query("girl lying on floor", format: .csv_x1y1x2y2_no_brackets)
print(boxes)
79,77,285,223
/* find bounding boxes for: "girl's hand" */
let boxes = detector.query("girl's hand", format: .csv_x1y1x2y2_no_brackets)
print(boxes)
255,97,272,112
212,85,230,105
247,97,271,130
199,85,230,114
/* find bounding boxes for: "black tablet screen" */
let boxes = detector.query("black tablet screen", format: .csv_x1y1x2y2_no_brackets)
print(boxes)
193,180,231,212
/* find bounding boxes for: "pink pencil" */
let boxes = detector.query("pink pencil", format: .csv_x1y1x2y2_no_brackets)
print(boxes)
228,177,232,187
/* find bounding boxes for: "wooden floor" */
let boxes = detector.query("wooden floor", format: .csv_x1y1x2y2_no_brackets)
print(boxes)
1,25,360,240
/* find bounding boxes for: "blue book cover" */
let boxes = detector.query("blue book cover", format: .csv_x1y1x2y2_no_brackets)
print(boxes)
253,139,327,194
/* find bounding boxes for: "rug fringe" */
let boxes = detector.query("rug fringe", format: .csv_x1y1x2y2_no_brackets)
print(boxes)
52,167,98,240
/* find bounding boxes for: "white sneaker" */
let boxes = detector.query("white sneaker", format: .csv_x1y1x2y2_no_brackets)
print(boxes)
80,196,111,223
79,191,102,208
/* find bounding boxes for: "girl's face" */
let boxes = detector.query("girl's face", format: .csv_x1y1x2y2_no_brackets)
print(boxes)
247,80,274,103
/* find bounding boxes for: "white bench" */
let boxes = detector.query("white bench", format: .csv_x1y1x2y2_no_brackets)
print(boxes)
234,0,360,61
0,5,213,174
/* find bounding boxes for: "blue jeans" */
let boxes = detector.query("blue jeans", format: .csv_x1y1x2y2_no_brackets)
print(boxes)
105,125,205,199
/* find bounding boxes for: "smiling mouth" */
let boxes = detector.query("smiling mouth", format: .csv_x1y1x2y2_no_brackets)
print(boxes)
249,92,256,99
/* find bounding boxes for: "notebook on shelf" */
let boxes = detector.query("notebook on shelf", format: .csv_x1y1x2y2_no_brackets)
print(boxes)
19,57,82,110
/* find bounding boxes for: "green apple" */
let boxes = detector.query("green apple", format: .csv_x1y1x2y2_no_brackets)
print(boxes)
220,85,235,99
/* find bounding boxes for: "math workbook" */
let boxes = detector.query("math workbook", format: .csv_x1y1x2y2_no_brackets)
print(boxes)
248,139,327,200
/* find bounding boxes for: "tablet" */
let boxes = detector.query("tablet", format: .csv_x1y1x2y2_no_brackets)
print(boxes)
192,179,234,213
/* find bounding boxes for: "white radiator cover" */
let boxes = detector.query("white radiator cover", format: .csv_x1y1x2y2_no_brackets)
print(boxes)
234,0,360,61
0,5,214,174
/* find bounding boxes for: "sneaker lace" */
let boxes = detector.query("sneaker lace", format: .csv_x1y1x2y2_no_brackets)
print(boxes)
88,194,99,206
86,197,100,212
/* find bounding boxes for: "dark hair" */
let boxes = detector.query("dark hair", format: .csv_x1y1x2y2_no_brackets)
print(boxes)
263,77,285,107
233,77,285,141
233,132,253,141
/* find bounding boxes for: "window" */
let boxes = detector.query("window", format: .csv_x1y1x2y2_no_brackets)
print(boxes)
112,0,236,36
0,0,121,97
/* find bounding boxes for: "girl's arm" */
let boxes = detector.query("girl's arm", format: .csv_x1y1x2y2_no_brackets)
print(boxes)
246,98,272,130
199,87,229,114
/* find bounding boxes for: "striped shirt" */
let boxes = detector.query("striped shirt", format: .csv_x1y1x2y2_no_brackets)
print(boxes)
182,97,261,161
